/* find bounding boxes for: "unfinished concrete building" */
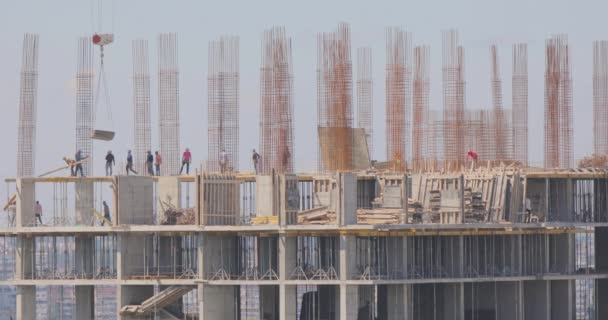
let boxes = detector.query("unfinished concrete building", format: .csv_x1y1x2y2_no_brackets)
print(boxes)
1,166,608,319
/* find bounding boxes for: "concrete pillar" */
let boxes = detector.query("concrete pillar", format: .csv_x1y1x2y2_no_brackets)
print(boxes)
386,284,413,320
157,176,182,220
523,280,550,320
75,285,95,319
120,235,153,278
15,178,35,227
339,235,357,280
201,285,236,320
550,280,574,320
279,235,296,280
75,235,94,278
338,173,357,226
339,284,358,320
75,180,94,225
15,236,33,280
16,285,35,320
117,176,154,225
279,285,297,320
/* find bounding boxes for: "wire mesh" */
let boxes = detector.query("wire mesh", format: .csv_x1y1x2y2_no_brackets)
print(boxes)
132,39,152,174
544,35,573,168
593,40,608,156
412,45,429,168
512,43,528,165
385,27,412,171
76,37,94,176
259,27,294,174
158,33,180,176
357,47,373,158
208,36,239,172
316,22,354,172
442,29,466,166
16,33,39,178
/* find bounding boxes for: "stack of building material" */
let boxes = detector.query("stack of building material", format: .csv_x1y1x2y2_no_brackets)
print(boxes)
408,198,424,223
463,188,486,222
429,190,441,211
297,207,336,224
356,208,404,224
251,215,278,225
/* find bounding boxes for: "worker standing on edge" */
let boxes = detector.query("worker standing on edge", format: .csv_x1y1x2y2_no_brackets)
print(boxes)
105,150,115,176
63,157,76,176
155,151,162,176
252,149,261,174
146,151,154,176
35,200,43,225
219,149,227,173
74,149,84,177
126,150,138,175
180,148,192,175
102,201,111,226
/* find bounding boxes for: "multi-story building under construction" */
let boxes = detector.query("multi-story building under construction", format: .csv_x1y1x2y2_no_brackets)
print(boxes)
1,167,608,319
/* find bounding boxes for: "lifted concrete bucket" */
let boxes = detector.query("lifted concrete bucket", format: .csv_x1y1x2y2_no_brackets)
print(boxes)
91,129,115,141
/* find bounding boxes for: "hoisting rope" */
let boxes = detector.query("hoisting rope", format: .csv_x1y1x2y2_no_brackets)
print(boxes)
93,44,114,129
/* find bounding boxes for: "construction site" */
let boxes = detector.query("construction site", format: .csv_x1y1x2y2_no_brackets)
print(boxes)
2,20,608,320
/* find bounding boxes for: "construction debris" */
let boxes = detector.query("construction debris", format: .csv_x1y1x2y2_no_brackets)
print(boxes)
159,200,195,225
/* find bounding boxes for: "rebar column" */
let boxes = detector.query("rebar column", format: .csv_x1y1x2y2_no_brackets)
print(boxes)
75,37,94,176
132,39,152,174
512,43,528,165
158,33,180,176
16,33,39,178
259,27,294,174
385,27,412,172
208,36,239,172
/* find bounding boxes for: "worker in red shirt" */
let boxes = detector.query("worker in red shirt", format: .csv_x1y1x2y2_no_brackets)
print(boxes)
180,148,192,175
466,150,478,162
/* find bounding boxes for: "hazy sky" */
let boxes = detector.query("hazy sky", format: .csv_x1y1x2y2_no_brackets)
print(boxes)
0,0,605,194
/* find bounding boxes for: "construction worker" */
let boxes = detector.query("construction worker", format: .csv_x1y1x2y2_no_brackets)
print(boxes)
63,157,76,176
252,149,261,174
105,150,115,176
35,200,43,225
180,148,192,175
146,151,154,176
126,150,138,175
219,149,227,173
155,151,162,176
74,149,84,177
102,201,111,226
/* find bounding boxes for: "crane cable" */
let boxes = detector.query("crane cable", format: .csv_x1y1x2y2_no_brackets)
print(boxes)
90,0,115,131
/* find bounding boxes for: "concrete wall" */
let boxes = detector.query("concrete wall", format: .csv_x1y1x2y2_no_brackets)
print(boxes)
117,176,154,225
16,285,35,320
201,285,236,320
